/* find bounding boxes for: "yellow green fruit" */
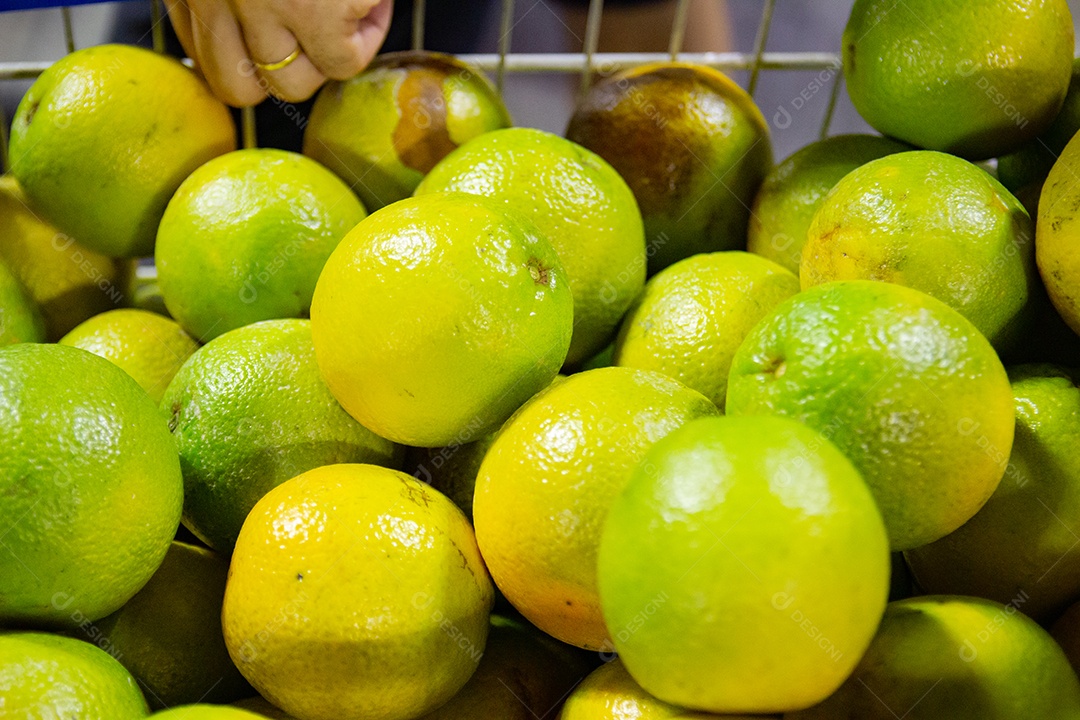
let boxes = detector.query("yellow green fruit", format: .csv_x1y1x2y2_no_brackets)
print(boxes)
311,192,573,447
747,134,909,273
59,308,198,403
0,176,132,340
474,366,718,650
0,256,44,345
151,706,265,719
304,51,511,211
8,44,236,257
727,281,1014,551
0,631,148,719
160,319,400,552
599,415,889,714
416,127,645,365
156,148,366,342
561,660,776,720
566,62,772,274
419,615,594,720
79,541,252,710
613,251,799,408
0,343,182,624
786,596,1080,719
1036,129,1080,336
801,150,1036,351
222,464,494,720
842,0,1074,160
905,365,1080,622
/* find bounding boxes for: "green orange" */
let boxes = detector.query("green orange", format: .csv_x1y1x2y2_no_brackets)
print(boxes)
222,464,494,720
311,192,573,447
801,150,1036,350
160,319,400,552
305,51,511,211
842,0,1074,160
0,257,44,346
747,134,909,273
727,281,1014,550
0,343,182,624
8,44,236,257
613,251,799,408
0,632,148,719
567,62,772,274
156,148,366,342
59,308,199,403
598,415,889,714
473,366,718,650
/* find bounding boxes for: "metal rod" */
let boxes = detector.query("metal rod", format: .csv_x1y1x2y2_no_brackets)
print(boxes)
579,0,604,95
241,106,257,149
61,7,76,53
819,65,844,140
496,0,515,94
669,0,691,59
0,52,844,82
150,0,165,54
412,0,426,51
747,0,777,97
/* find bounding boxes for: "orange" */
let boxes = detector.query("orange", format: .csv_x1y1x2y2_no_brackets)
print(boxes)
473,366,718,650
8,44,236,257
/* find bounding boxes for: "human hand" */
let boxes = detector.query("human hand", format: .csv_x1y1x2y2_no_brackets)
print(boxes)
165,0,393,106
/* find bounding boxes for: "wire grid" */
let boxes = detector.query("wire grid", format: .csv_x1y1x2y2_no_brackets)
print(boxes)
0,0,847,166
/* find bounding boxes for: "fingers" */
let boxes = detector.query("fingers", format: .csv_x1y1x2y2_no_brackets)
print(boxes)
294,0,393,81
240,19,327,103
164,0,196,60
188,0,267,106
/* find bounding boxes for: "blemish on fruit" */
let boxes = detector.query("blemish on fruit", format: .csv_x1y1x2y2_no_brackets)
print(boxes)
527,258,550,286
168,402,181,432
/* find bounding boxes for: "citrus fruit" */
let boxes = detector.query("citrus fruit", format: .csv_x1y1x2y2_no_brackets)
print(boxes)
416,127,645,365
0,176,132,339
8,44,236,257
905,365,1080,622
1036,129,1080,336
232,697,297,718
747,134,909,273
0,257,44,346
156,148,366,343
311,192,573,447
160,318,400,552
1051,599,1080,675
76,541,252,709
305,51,511,211
786,596,1080,719
0,631,148,718
473,366,718,650
561,660,774,720
405,432,497,521
566,62,772,274
59,308,199,403
613,251,799,408
151,706,264,719
801,150,1036,350
726,281,1014,550
599,415,889,714
419,615,594,720
222,463,494,720
0,343,182,624
842,0,1074,160
998,58,1080,213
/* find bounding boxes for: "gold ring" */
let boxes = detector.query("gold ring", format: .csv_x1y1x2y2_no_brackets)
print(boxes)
253,47,301,72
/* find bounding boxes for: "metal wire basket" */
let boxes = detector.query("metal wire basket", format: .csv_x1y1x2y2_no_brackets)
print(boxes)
0,0,846,163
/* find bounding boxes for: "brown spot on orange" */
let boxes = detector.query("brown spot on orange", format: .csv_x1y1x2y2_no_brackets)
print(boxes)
168,402,181,432
392,67,457,174
527,258,550,286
